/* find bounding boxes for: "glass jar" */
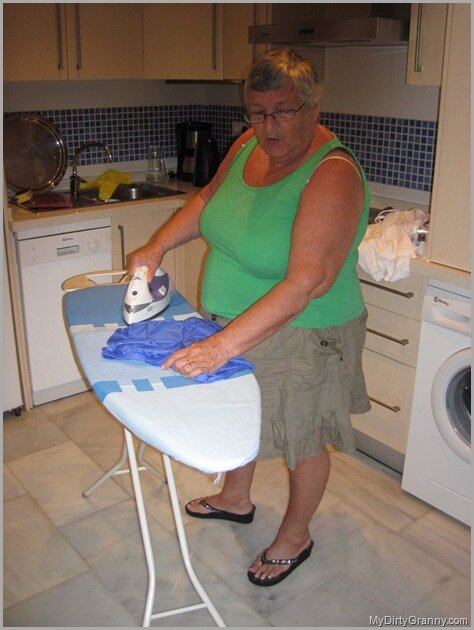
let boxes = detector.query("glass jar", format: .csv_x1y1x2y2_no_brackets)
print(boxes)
145,146,167,184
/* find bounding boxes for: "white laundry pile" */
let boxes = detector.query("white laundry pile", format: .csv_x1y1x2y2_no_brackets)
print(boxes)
358,208,429,282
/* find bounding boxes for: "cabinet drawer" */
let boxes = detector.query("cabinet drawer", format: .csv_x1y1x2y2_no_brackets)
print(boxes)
352,349,415,453
365,304,421,367
359,269,426,319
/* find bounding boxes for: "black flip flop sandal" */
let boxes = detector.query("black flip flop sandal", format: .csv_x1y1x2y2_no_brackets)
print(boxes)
185,497,256,524
247,540,314,586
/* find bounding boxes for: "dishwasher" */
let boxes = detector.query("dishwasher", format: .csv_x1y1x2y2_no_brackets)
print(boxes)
15,218,112,405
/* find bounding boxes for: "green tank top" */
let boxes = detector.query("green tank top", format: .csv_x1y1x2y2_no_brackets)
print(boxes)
199,133,370,328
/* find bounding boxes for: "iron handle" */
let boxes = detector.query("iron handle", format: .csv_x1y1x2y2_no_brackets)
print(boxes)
366,327,409,346
75,4,82,71
413,3,423,72
369,396,401,413
360,278,414,299
56,5,64,71
118,225,126,269
211,4,217,71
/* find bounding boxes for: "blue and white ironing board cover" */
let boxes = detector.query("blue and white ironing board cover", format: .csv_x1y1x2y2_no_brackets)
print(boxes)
64,285,261,474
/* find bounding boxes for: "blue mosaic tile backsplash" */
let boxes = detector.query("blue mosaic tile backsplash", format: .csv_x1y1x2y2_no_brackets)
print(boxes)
4,105,437,191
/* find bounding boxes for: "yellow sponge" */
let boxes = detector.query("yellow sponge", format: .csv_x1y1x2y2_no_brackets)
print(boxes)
80,169,132,201
15,190,33,204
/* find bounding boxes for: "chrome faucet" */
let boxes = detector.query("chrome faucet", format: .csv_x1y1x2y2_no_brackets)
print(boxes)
70,142,113,199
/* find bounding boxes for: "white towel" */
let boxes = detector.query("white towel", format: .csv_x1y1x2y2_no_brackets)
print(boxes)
358,208,429,282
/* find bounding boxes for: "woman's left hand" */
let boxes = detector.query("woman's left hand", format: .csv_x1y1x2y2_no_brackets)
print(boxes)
162,334,231,379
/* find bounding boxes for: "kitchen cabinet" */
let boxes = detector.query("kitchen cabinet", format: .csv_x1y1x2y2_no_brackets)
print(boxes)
3,3,143,81
352,270,427,471
223,3,271,80
425,3,470,272
406,3,448,86
3,241,23,414
110,203,177,282
143,3,269,81
175,237,209,309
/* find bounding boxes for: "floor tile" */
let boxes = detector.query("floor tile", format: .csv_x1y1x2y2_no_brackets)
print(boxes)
59,498,141,561
86,518,214,618
3,464,26,501
4,495,88,607
39,389,97,418
406,573,471,621
400,509,471,578
51,393,125,470
3,405,69,462
3,390,471,627
267,573,388,627
8,441,129,526
314,514,456,614
143,572,270,627
328,451,430,531
184,517,336,618
4,570,137,627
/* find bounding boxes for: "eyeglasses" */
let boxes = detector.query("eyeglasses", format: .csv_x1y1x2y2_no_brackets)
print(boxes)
243,103,306,124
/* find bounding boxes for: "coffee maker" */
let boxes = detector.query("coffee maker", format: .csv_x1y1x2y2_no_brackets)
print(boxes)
176,121,213,181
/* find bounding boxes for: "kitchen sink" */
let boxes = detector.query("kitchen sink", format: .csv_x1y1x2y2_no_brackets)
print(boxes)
12,182,185,213
109,182,185,201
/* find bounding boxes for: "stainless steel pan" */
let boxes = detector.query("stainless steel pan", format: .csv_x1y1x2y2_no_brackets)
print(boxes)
4,113,68,194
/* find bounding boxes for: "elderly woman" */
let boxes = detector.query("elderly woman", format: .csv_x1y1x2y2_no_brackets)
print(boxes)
128,48,371,586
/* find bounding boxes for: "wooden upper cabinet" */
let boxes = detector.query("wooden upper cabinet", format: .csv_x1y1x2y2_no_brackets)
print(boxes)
223,3,272,80
144,4,223,80
4,3,143,81
425,4,471,272
144,3,267,81
66,4,144,80
406,3,448,86
4,4,70,81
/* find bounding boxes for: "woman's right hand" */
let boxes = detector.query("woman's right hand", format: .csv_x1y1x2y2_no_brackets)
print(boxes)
126,243,163,282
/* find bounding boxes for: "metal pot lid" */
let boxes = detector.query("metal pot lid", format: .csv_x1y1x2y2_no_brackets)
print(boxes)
3,113,68,194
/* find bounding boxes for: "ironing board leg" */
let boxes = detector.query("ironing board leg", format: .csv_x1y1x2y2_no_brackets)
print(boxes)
156,454,226,628
122,428,226,627
123,428,156,628
82,440,164,498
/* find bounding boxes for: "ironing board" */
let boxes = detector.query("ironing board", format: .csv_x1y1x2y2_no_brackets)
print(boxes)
63,284,261,627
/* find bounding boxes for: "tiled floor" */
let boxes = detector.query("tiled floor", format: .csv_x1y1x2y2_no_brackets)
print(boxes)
4,391,471,627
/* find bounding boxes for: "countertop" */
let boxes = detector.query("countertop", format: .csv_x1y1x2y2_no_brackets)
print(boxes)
7,176,197,233
6,171,470,291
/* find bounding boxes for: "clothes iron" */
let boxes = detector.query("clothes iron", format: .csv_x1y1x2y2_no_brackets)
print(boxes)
123,266,173,324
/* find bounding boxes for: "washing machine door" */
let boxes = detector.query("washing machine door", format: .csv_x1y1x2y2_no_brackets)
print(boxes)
431,348,471,464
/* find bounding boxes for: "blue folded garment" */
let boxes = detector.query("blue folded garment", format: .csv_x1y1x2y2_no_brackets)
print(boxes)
102,317,254,383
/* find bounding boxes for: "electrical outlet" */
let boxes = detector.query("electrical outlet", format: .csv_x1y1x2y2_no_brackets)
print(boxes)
232,120,249,137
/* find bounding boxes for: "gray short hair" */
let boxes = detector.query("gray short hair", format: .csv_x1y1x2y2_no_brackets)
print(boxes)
244,48,323,106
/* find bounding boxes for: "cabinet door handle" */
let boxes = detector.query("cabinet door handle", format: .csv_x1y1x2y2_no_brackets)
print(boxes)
75,3,82,71
211,4,217,71
369,396,401,413
366,327,409,346
360,278,414,299
56,5,64,71
413,3,423,72
252,4,257,63
118,224,125,269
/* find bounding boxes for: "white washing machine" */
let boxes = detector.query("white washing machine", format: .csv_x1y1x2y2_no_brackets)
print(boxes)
402,279,471,525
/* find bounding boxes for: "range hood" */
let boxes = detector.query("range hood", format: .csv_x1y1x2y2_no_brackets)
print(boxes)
249,5,409,48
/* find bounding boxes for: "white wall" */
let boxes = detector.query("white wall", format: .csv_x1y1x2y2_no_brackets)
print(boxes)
3,80,210,112
303,46,440,120
4,46,439,121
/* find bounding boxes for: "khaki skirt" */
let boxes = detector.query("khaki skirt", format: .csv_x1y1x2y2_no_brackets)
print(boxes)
205,309,371,470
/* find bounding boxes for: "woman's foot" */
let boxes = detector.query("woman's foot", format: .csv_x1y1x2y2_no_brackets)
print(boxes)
185,494,256,523
248,537,313,584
